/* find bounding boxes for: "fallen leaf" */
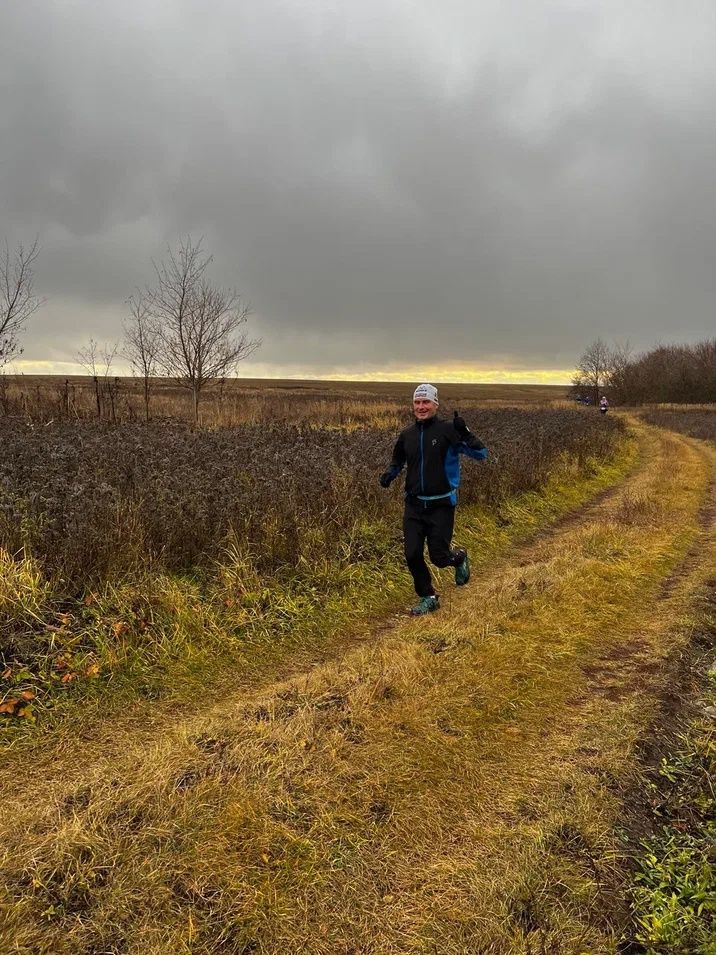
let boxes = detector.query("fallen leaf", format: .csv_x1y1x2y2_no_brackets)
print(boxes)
85,664,101,677
20,690,36,701
1,668,11,680
17,706,35,721
0,699,19,714
261,852,270,864
112,622,129,638
61,672,76,684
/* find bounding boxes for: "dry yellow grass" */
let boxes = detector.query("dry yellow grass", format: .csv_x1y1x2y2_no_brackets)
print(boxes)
0,418,714,953
2,375,569,427
3,374,567,402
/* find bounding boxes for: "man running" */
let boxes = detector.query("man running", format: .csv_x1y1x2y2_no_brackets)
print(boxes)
379,383,488,615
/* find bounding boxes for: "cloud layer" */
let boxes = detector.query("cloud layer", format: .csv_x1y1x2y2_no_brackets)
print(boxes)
2,0,716,378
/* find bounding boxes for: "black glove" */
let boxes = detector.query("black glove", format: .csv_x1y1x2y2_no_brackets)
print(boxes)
453,410,469,438
379,471,393,488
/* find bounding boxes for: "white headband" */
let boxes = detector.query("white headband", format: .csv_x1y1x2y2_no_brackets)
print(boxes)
413,383,438,404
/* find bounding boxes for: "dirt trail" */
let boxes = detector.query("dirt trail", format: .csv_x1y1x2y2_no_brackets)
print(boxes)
2,418,715,954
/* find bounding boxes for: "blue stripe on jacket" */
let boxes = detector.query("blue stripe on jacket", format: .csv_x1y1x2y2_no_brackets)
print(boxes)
441,442,488,505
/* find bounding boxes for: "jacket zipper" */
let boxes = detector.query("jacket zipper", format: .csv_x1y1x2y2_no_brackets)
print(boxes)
419,426,425,502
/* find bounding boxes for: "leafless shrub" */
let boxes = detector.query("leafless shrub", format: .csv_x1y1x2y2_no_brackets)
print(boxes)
76,339,121,422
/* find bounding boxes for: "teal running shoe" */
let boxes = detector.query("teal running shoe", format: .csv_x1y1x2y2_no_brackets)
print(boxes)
455,552,471,586
410,595,440,616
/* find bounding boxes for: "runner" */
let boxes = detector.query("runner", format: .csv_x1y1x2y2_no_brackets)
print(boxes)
379,383,488,615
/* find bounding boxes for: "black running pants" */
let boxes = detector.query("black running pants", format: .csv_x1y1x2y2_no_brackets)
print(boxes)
403,501,465,597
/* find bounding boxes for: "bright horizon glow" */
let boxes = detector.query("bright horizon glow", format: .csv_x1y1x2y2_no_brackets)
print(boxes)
8,358,575,386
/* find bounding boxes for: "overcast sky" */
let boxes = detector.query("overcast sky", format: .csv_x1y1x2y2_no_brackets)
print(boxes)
2,0,716,382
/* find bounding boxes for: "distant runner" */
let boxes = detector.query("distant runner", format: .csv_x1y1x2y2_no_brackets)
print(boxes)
379,383,488,615
599,395,609,414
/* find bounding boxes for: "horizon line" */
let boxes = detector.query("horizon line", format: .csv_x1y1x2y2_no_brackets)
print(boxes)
7,359,575,387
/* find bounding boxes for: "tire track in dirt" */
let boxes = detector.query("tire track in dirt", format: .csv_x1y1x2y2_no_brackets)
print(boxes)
573,429,715,709
658,470,715,600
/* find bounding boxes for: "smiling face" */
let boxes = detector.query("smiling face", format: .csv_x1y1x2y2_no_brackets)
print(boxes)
413,397,439,421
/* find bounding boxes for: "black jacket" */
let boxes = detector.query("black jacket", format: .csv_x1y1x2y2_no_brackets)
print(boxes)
384,415,487,506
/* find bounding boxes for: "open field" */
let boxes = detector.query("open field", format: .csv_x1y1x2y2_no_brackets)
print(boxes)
1,374,569,402
1,389,714,953
0,375,569,426
0,407,621,590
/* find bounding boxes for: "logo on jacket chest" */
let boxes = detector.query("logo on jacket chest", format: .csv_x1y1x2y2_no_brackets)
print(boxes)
432,438,437,446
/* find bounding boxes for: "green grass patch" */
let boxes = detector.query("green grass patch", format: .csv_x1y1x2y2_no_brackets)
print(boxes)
629,662,716,953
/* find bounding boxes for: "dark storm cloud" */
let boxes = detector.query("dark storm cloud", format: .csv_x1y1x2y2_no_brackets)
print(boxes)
2,0,716,375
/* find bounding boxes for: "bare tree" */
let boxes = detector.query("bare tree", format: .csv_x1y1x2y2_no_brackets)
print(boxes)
617,338,716,404
76,338,119,421
0,237,44,368
573,338,612,406
693,338,716,401
603,340,633,404
146,237,261,423
123,293,161,422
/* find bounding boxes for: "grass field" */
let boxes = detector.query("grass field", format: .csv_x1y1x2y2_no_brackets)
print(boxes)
0,385,714,953
0,374,570,426
2,374,569,401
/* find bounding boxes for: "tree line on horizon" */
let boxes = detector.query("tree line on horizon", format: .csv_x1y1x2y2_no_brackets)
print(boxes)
573,338,716,406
